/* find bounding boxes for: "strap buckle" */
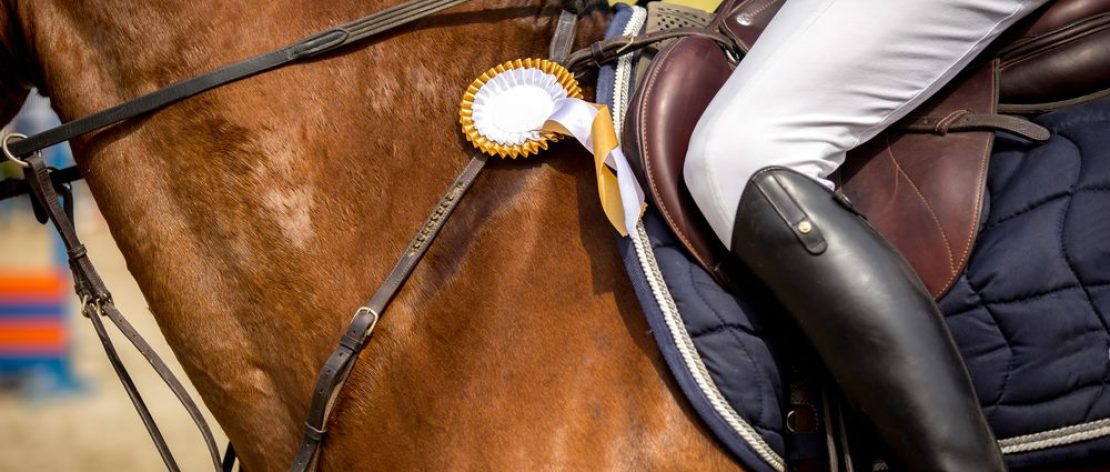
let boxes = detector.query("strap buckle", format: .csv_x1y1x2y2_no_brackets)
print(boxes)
340,306,380,351
80,294,107,319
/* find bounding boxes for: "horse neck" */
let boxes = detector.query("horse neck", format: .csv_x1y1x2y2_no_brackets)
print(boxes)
9,0,709,468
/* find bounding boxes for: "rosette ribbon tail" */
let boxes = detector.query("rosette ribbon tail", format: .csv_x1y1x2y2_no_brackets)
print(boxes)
544,98,646,236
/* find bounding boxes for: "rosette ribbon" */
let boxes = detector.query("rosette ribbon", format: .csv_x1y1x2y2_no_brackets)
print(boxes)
541,99,645,236
459,59,644,236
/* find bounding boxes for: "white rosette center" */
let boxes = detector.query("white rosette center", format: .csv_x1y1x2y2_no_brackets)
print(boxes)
471,67,568,146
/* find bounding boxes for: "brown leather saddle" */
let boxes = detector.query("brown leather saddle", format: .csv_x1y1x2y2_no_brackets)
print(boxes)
622,0,1110,299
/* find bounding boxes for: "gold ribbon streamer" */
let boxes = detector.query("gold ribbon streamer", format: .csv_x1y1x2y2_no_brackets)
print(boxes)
543,103,644,236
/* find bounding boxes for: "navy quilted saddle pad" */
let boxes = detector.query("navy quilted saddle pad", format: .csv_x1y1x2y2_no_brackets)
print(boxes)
602,4,1110,471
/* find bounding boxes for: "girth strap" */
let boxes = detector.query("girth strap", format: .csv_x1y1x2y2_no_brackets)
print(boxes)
5,0,472,158
290,154,488,472
22,155,223,472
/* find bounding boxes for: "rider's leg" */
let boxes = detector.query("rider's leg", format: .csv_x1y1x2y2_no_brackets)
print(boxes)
733,167,1002,471
686,0,1047,246
684,0,1049,470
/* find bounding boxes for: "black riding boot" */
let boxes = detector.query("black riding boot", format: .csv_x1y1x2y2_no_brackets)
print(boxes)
731,167,1005,471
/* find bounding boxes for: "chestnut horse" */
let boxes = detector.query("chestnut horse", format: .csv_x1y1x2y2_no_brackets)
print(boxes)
0,0,740,470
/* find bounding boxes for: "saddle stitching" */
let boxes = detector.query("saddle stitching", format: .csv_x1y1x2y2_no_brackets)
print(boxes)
982,190,1071,231
984,284,1082,306
946,285,1088,318
631,224,786,469
1053,132,1110,335
882,134,956,279
962,268,1015,420
1052,130,1110,418
944,64,1001,297
950,116,994,297
682,259,768,427
684,259,763,338
637,44,713,271
1077,183,1110,192
688,322,760,339
612,30,783,464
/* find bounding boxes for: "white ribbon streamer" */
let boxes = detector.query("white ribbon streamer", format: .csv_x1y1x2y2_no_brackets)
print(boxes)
547,98,646,235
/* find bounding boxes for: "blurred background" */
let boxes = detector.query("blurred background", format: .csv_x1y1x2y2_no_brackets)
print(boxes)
0,93,226,470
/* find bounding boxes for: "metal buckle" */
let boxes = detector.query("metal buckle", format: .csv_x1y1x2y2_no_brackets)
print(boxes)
303,421,328,442
352,306,380,338
79,294,106,319
1,132,33,168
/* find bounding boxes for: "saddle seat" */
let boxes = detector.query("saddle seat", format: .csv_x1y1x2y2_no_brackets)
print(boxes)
622,0,1110,298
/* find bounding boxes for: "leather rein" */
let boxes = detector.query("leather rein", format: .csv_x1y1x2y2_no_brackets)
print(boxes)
0,1,571,471
0,0,726,469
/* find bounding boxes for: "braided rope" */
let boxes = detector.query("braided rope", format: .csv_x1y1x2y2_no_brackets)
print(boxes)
630,224,785,471
610,6,647,139
999,417,1110,454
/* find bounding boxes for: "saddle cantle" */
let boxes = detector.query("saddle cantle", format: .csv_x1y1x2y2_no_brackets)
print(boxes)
999,0,1110,113
623,0,1110,298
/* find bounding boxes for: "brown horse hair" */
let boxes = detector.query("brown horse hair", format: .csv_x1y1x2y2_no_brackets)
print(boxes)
0,0,741,469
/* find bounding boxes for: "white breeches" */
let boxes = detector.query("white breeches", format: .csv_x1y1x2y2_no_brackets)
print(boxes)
684,0,1049,248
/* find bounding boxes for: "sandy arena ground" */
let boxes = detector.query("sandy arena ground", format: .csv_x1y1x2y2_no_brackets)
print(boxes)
0,194,228,471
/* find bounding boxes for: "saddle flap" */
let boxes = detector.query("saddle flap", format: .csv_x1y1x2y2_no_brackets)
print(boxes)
623,36,739,288
623,38,1000,299
836,61,999,298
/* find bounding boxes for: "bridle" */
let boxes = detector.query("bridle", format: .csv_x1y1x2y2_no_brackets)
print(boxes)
0,1,732,470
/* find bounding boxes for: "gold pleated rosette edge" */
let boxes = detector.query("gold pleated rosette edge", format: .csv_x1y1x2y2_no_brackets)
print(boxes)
459,58,583,159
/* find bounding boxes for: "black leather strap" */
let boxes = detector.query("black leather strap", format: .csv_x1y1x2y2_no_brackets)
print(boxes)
222,443,238,472
23,155,223,472
562,27,736,71
288,6,583,469
0,1,575,470
290,154,488,472
0,165,80,201
0,1,479,469
6,0,471,158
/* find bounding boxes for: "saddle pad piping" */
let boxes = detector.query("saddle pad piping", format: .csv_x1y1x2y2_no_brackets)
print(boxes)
998,418,1110,454
630,223,785,471
874,418,1110,470
611,6,647,138
607,15,783,468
